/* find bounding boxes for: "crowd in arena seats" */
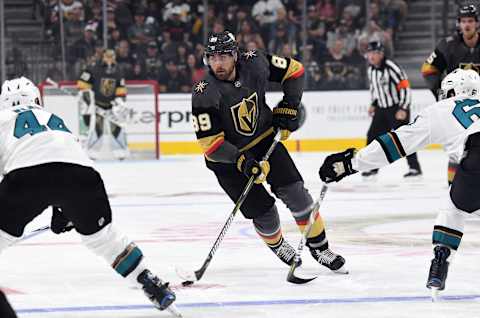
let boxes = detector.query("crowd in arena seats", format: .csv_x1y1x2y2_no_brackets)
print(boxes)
37,0,408,92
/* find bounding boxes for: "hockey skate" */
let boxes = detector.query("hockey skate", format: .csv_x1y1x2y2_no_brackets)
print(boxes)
309,246,348,274
137,269,182,317
426,245,451,301
361,169,378,181
403,169,422,179
269,238,301,266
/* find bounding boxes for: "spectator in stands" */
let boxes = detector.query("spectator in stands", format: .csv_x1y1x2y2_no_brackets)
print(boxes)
224,4,240,33
64,4,86,46
369,2,394,49
176,44,189,77
268,24,292,55
158,59,191,93
303,48,324,90
317,0,337,25
251,0,285,42
237,20,265,49
164,0,191,24
187,53,205,84
68,24,97,78
160,31,178,62
95,6,118,42
144,41,163,81
114,0,133,37
327,19,357,58
56,0,84,21
115,39,135,76
126,60,147,80
194,43,205,68
323,39,363,90
165,7,188,43
340,0,366,29
127,7,158,48
212,19,226,34
306,5,328,60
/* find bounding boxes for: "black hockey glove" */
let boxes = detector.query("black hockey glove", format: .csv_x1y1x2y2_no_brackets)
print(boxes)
81,90,92,106
272,101,299,140
319,148,357,183
236,152,270,184
50,207,74,234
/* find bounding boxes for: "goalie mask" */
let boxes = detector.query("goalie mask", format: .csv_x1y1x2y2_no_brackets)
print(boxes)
440,68,480,99
0,76,42,109
102,49,117,74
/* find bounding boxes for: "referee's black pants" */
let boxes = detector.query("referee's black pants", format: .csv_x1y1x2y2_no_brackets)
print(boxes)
366,106,421,172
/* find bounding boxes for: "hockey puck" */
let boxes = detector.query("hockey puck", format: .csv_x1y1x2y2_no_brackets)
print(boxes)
182,280,194,286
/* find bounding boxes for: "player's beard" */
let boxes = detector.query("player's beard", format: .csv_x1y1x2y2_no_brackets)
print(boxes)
213,64,235,81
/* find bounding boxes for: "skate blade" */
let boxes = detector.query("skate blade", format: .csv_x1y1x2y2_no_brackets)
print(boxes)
167,304,183,317
430,288,440,302
333,265,349,275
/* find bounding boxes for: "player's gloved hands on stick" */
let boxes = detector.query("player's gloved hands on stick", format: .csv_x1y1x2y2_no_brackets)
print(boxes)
319,148,357,183
237,152,270,184
50,207,75,234
272,101,299,140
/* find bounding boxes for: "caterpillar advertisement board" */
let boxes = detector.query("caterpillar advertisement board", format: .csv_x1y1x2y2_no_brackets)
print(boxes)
43,89,436,155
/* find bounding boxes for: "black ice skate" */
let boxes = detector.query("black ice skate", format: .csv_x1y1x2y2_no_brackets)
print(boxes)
403,169,422,179
361,169,378,181
269,238,301,266
137,269,181,317
426,245,451,301
309,246,348,274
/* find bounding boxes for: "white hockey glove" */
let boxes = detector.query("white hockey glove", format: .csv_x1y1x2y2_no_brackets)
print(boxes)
112,97,135,125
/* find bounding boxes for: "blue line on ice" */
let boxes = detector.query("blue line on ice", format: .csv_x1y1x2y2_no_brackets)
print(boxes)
16,294,480,314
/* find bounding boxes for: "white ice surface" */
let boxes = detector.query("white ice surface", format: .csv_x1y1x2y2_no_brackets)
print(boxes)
3,150,480,318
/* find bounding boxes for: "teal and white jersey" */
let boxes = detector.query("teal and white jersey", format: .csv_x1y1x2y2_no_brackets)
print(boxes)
0,104,93,174
352,96,480,172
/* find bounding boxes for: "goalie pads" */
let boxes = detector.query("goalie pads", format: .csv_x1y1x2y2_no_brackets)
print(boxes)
85,110,130,160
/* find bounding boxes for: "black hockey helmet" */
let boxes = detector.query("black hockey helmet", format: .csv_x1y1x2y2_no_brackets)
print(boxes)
458,4,478,21
203,31,238,64
366,40,384,53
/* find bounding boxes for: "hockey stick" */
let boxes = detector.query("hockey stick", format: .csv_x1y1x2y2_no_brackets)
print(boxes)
286,184,328,284
21,225,50,241
177,131,282,286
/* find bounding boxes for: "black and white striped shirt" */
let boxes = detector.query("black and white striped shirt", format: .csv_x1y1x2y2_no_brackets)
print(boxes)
367,58,411,109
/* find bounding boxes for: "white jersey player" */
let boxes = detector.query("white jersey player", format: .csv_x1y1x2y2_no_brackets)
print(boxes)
319,68,480,299
0,77,180,316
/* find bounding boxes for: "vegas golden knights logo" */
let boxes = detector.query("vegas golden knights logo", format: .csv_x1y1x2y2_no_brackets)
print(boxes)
230,92,258,136
459,63,480,74
100,78,116,97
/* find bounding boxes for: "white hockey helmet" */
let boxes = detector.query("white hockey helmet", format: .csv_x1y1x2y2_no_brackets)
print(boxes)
0,76,42,108
440,68,480,99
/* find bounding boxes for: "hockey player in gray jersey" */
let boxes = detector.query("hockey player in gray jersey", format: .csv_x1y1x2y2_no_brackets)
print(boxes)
319,68,480,299
0,77,180,316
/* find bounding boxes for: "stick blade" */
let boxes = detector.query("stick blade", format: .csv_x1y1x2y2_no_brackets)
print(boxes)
286,264,318,284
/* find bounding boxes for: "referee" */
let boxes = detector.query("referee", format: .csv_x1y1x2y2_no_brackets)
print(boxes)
364,40,422,179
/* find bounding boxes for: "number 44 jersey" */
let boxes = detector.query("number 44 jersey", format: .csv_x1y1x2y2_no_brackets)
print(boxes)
0,105,93,174
352,96,480,172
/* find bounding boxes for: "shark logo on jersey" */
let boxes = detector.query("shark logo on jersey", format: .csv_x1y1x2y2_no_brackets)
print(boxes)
100,78,117,97
230,92,258,136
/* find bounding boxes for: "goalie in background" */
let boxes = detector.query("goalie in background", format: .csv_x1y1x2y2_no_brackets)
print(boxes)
77,49,131,160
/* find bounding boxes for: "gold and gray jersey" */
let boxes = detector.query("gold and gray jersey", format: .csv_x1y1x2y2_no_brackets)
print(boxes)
191,49,305,163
